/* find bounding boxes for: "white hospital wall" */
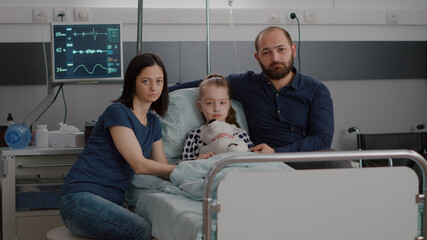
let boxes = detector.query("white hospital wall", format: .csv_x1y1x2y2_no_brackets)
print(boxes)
0,0,426,151
1,0,426,9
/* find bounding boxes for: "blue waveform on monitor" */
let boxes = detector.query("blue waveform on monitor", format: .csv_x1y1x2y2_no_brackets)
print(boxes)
72,28,108,40
73,64,108,75
72,49,108,55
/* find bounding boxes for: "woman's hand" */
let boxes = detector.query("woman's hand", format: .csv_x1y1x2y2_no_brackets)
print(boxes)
197,152,216,159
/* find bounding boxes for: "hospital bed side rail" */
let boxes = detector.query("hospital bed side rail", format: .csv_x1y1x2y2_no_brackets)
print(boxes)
202,149,427,240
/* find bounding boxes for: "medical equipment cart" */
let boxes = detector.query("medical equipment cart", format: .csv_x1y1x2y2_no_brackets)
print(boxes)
1,146,83,240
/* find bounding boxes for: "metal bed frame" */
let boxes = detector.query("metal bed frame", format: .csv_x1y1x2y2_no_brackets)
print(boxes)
202,149,427,240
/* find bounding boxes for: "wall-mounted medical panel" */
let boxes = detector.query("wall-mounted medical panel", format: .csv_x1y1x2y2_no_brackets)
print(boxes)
0,40,425,85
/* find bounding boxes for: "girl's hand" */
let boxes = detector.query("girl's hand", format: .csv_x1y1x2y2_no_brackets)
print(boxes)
197,152,216,159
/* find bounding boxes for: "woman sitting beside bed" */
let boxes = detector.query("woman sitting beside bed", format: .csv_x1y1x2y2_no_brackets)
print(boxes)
58,53,176,240
180,74,254,161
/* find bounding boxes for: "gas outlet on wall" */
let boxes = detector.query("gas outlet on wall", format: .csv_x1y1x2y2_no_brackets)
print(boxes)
33,8,49,23
304,10,317,24
74,8,90,21
386,11,398,24
267,9,281,24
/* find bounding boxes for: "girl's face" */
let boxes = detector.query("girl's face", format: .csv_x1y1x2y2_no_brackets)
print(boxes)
134,64,164,104
198,85,231,123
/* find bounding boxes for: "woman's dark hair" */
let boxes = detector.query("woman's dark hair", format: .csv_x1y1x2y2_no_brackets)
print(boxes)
114,53,169,117
199,73,240,128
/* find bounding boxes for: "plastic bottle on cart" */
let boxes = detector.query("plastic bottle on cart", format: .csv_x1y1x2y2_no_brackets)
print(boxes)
35,124,49,148
4,124,32,149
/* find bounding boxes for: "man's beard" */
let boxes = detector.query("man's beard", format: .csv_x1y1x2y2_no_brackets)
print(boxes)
260,57,294,80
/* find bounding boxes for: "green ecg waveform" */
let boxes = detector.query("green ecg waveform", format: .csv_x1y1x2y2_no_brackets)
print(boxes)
72,28,108,40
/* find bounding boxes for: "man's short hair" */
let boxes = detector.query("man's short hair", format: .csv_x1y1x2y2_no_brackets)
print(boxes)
254,26,293,52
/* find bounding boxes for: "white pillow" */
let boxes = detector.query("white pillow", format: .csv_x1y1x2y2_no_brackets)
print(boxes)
160,88,248,164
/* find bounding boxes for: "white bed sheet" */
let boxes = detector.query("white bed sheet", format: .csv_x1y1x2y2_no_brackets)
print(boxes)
128,189,206,240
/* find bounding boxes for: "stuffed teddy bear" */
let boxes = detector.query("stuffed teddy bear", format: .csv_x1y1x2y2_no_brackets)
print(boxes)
199,119,250,155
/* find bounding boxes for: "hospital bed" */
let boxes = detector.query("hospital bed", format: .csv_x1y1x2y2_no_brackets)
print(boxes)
125,88,427,240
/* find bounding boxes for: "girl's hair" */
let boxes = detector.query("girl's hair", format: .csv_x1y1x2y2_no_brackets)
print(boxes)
114,53,169,117
199,73,240,128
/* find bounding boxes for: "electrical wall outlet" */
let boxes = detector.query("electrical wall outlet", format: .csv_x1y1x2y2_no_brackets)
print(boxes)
74,8,90,21
304,10,317,24
54,8,69,22
33,8,49,23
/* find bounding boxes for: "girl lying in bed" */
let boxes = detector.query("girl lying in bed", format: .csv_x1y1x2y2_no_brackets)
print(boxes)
180,74,254,161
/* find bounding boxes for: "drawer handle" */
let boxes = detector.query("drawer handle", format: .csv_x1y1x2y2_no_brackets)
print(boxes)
18,163,73,168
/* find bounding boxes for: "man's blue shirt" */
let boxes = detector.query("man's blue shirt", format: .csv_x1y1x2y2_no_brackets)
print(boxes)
169,68,334,152
227,69,334,152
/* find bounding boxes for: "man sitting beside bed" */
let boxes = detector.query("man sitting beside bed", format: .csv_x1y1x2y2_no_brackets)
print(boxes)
170,26,351,169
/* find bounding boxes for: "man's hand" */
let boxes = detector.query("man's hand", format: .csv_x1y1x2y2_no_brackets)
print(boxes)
197,152,216,159
251,143,275,153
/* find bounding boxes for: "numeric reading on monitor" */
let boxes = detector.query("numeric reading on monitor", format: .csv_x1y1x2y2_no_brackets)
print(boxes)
52,23,123,83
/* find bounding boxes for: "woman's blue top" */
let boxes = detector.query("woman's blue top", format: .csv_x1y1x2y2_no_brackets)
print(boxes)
61,102,162,205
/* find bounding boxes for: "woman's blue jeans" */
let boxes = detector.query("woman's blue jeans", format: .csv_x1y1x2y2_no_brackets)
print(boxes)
59,192,151,240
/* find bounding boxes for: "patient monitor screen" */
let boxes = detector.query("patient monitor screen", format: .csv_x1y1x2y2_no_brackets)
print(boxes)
51,23,123,83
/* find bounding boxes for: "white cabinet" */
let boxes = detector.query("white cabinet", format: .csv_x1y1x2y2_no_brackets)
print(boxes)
1,147,82,240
